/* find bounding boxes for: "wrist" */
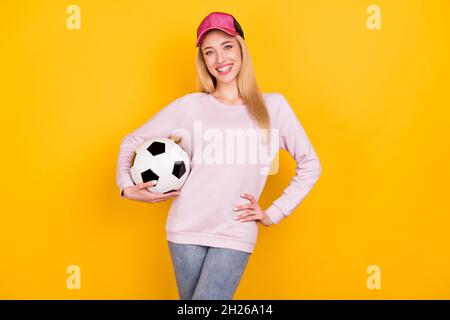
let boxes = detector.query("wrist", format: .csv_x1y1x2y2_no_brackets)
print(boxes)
262,211,274,226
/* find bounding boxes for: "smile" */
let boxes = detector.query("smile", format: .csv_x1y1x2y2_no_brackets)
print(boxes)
215,64,233,75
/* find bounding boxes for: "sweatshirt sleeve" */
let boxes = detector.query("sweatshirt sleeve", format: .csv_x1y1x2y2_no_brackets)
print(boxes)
265,93,322,224
116,94,189,197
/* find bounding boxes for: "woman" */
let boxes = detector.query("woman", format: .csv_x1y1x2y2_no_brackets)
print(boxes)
116,12,322,300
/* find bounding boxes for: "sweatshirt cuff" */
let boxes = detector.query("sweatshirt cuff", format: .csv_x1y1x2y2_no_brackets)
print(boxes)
118,178,135,198
119,184,135,198
265,204,286,225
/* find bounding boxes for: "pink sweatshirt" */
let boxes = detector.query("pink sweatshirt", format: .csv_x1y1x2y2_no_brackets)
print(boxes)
116,92,322,253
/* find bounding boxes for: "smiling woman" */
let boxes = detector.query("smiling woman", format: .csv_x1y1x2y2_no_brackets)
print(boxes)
116,11,322,301
195,14,272,144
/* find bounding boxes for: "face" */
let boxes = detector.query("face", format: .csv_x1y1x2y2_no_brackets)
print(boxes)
200,30,242,84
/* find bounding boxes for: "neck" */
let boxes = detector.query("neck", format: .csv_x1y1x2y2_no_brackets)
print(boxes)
214,80,241,100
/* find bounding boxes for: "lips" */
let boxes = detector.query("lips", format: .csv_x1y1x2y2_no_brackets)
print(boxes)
215,63,233,74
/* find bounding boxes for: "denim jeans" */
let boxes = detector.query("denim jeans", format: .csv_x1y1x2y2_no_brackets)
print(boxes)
167,240,251,300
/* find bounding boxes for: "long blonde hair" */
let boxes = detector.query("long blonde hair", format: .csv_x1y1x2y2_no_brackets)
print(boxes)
195,35,271,144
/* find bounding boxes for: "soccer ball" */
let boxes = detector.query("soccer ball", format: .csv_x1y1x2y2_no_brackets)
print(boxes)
130,137,190,193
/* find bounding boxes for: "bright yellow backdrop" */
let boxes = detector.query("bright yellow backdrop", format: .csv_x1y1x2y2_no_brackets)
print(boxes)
1,0,449,299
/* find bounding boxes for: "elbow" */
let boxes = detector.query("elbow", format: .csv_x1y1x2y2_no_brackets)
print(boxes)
315,159,323,181
120,133,134,145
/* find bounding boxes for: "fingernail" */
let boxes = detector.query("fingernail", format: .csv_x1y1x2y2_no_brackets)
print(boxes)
234,216,238,220
233,207,238,211
151,180,157,184
239,219,244,222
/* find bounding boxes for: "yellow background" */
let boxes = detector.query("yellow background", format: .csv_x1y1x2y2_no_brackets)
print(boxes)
1,0,449,299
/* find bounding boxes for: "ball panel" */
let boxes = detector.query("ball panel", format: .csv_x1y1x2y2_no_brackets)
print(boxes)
141,168,159,183
172,161,186,178
147,141,165,156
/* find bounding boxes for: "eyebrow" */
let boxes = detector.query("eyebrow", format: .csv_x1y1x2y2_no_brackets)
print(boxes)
202,41,233,51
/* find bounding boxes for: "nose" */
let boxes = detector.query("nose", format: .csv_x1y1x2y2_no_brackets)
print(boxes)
215,50,225,64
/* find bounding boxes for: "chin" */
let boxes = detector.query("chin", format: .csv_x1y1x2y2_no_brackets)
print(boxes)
216,77,237,85
216,72,238,82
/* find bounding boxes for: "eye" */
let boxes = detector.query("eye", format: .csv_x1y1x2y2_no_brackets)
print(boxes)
204,45,232,56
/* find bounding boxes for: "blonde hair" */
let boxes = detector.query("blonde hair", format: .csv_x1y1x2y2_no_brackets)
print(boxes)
195,35,271,144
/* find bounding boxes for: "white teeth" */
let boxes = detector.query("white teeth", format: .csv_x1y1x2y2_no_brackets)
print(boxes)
217,65,232,72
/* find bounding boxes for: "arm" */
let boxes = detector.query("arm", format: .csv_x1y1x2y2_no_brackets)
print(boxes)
265,94,322,224
116,95,189,198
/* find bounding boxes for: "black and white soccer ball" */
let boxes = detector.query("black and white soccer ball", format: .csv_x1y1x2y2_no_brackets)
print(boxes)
130,138,190,193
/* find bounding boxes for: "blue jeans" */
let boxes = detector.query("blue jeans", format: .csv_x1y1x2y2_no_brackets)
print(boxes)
167,241,251,300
